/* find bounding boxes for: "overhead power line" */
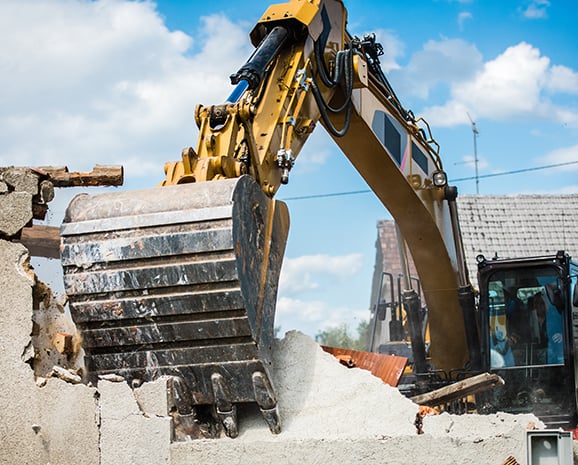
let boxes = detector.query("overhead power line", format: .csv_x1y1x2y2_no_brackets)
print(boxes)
281,189,371,201
451,159,578,182
280,159,578,201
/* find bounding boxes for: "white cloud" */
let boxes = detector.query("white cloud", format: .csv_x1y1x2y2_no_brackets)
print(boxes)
277,297,328,323
455,42,547,114
422,100,472,126
541,144,578,167
0,0,252,181
279,253,364,294
520,0,551,19
291,130,333,173
458,12,473,30
390,38,483,100
545,65,578,94
422,42,578,127
275,253,368,336
461,155,489,171
556,185,578,194
372,29,405,73
275,296,369,338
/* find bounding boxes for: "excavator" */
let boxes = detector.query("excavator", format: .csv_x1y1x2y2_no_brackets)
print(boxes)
59,0,578,437
370,249,578,430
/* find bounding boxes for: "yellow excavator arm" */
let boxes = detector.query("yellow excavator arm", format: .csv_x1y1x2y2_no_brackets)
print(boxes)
60,0,478,439
162,0,473,372
162,0,349,194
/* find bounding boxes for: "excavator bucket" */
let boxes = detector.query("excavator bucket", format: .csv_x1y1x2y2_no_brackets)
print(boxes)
60,175,289,438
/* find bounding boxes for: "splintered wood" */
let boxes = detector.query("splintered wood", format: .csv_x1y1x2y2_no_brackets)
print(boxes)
12,164,124,257
500,456,521,465
20,225,60,258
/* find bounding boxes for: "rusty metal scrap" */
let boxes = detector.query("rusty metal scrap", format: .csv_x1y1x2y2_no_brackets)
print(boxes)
321,346,407,387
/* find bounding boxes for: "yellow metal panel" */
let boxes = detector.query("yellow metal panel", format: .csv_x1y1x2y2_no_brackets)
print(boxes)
251,0,345,45
257,0,319,27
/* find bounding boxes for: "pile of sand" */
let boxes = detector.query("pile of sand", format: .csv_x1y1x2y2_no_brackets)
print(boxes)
236,331,540,442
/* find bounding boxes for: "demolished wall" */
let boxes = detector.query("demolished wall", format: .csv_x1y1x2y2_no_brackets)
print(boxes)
0,166,573,465
0,239,100,465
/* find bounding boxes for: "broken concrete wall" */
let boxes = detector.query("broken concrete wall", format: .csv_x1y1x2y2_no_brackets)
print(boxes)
31,280,84,380
0,167,174,465
0,239,172,464
0,239,100,465
0,168,98,463
99,380,172,465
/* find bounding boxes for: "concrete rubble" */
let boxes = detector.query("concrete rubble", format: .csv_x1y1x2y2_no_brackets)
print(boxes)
0,166,575,464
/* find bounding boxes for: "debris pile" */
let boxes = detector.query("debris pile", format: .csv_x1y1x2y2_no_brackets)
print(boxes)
168,331,541,465
235,331,541,440
268,331,418,438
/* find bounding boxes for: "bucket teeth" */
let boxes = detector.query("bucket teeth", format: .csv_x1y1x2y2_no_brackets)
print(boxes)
60,176,289,438
211,373,238,438
252,371,281,434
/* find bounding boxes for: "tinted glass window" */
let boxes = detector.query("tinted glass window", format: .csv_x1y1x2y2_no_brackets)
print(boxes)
487,267,564,369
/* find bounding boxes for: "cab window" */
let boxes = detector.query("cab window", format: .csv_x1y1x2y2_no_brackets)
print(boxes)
487,268,564,369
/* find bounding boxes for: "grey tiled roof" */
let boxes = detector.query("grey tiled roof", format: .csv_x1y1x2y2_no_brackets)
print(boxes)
457,195,578,286
374,195,578,292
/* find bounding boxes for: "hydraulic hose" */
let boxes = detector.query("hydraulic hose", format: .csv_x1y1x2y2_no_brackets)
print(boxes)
310,41,355,137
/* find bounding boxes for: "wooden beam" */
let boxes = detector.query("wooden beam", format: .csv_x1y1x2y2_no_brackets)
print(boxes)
36,165,123,187
410,372,504,407
19,225,60,259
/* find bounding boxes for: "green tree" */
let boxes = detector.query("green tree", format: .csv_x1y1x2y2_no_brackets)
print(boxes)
315,320,370,351
354,319,370,351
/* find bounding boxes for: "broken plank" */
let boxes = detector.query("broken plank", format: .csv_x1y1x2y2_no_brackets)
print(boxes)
19,225,60,258
36,165,123,187
410,372,504,407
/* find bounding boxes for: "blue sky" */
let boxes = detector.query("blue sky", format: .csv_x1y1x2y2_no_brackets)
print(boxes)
1,0,577,339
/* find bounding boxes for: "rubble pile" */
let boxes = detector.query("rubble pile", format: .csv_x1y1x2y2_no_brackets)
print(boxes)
170,331,542,465
243,331,420,439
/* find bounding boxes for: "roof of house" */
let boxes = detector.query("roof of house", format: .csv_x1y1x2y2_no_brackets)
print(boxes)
375,194,578,290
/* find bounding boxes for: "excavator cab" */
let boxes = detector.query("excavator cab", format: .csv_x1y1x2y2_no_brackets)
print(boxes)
476,251,578,430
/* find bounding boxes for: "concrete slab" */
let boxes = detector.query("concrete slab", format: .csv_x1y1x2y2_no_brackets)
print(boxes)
0,167,39,195
0,192,33,237
99,379,172,465
170,434,526,465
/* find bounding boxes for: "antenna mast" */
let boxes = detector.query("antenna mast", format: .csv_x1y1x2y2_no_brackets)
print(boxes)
467,113,480,194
